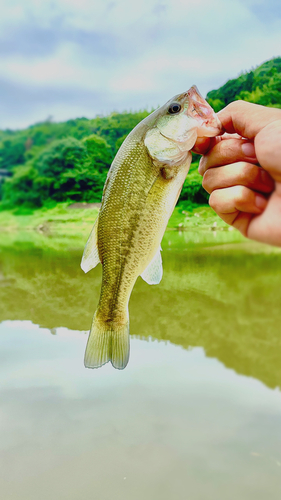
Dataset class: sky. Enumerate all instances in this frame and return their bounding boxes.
[0,0,280,129]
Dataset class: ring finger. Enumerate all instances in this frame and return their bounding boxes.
[202,162,275,195]
[198,137,257,175]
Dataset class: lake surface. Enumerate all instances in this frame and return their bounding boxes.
[0,230,281,500]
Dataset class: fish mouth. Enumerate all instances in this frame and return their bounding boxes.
[186,85,222,137]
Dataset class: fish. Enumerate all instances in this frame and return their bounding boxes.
[81,86,221,370]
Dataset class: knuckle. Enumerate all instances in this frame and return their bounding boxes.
[220,137,243,158]
[226,100,246,112]
[247,165,258,185]
[239,162,257,184]
[202,170,212,191]
[209,191,219,209]
[214,138,240,162]
[233,185,249,205]
[222,142,237,157]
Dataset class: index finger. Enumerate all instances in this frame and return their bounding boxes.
[192,136,219,155]
[192,133,242,155]
[192,136,212,155]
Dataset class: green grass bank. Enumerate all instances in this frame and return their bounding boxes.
[0,201,229,236]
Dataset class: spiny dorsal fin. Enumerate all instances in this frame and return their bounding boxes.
[81,217,100,273]
[141,248,163,285]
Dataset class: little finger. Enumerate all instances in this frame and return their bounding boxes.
[209,185,268,219]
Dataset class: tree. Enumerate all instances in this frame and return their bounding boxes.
[1,135,113,207]
[179,163,209,204]
[0,136,26,170]
[82,134,113,171]
[1,165,42,207]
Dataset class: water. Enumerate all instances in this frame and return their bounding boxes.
[1,231,281,500]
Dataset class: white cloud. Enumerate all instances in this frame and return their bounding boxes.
[0,0,280,128]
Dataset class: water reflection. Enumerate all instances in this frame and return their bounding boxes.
[0,232,281,388]
[1,232,281,500]
[1,321,281,500]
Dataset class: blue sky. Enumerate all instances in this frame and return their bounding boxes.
[0,0,280,129]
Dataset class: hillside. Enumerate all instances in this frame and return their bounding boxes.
[207,57,281,111]
[0,57,280,211]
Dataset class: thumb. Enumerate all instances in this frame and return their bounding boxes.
[218,101,281,140]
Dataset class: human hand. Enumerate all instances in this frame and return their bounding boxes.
[193,101,281,246]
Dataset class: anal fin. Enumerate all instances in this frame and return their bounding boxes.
[141,247,163,285]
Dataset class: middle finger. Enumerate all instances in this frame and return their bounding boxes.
[198,138,257,175]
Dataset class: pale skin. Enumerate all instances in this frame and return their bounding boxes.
[193,101,281,247]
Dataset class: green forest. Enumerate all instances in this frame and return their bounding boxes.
[0,57,280,211]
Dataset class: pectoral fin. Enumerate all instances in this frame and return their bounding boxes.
[81,218,100,273]
[141,248,163,285]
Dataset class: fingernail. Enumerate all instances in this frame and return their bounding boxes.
[241,142,256,158]
[255,194,267,210]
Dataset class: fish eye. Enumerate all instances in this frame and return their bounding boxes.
[168,103,181,114]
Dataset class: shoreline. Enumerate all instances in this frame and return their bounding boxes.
[0,202,228,234]
[0,202,279,255]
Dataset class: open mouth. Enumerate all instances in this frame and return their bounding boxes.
[186,85,222,137]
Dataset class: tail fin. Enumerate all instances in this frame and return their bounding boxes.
[84,312,130,370]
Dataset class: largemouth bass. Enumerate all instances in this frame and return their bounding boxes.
[81,86,221,369]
